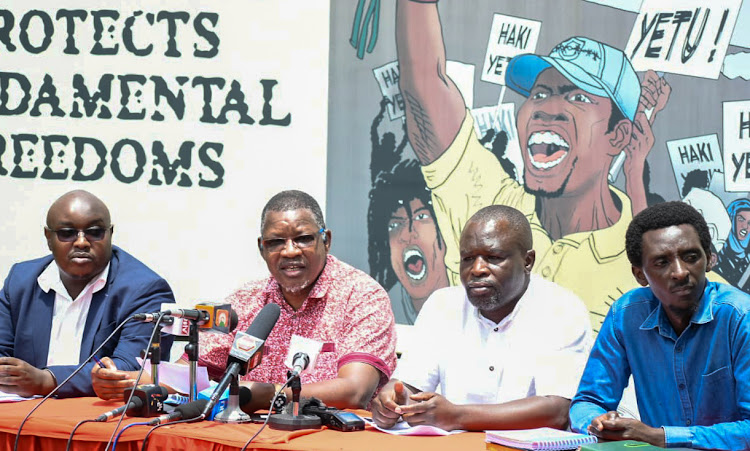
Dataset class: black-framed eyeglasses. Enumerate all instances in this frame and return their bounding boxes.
[46,226,112,242]
[261,228,324,253]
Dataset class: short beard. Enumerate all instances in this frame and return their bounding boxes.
[284,279,313,295]
[467,293,503,312]
[522,157,577,198]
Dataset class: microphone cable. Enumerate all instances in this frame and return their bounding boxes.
[65,419,97,451]
[13,315,136,451]
[111,421,150,451]
[139,414,203,451]
[104,312,166,451]
[240,377,293,451]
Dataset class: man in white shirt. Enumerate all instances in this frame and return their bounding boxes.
[0,190,174,397]
[372,205,592,431]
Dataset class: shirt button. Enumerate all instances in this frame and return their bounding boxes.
[552,245,563,254]
[541,267,551,277]
[675,346,682,352]
[686,419,692,425]
[679,383,686,390]
[489,366,494,371]
[493,327,499,332]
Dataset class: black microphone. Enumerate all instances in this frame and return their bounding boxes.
[169,308,211,323]
[126,385,169,417]
[134,307,239,334]
[202,303,281,417]
[133,309,210,324]
[290,352,310,378]
[147,399,208,425]
[94,396,145,422]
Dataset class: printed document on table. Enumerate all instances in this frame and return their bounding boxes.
[0,389,39,403]
[364,417,465,436]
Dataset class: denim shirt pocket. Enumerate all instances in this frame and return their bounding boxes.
[695,366,736,424]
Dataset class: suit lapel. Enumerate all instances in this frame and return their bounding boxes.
[31,288,56,366]
[79,250,119,360]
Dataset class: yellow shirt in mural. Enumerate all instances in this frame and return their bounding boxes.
[422,110,635,334]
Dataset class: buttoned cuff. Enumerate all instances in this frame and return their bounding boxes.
[421,109,472,189]
[663,426,692,448]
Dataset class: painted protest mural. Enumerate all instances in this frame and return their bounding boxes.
[0,1,330,303]
[327,0,750,332]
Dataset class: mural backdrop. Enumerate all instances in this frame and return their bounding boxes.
[327,0,750,332]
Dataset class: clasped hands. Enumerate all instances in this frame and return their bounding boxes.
[588,411,666,447]
[371,380,461,431]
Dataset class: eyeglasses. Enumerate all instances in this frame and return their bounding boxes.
[261,229,324,253]
[46,226,112,242]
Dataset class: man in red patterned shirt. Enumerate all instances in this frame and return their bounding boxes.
[198,190,397,412]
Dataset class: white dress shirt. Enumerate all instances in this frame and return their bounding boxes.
[394,274,593,404]
[37,262,110,366]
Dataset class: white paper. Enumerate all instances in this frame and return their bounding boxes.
[0,389,40,403]
[137,358,211,395]
[364,417,465,436]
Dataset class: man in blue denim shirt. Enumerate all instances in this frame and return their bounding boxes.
[570,201,750,450]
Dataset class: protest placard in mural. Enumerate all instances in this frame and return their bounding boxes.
[624,0,742,79]
[724,100,750,192]
[667,134,723,196]
[481,13,541,85]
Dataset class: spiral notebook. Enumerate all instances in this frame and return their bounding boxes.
[486,427,597,450]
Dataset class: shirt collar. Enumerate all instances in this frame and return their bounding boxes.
[639,282,715,334]
[469,280,529,330]
[37,261,110,302]
[531,187,631,259]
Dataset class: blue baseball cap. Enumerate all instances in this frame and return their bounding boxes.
[505,37,640,121]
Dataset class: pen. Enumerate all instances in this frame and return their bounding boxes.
[92,356,106,369]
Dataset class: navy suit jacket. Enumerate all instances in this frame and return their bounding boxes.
[0,246,175,397]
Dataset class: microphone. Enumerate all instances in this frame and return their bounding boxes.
[284,335,323,378]
[126,385,169,417]
[134,304,238,334]
[147,399,208,425]
[290,352,310,378]
[94,396,144,422]
[202,303,281,417]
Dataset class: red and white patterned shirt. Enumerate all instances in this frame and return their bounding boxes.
[197,255,397,387]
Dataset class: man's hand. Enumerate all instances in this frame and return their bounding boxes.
[91,357,143,401]
[589,411,666,447]
[398,391,462,431]
[0,357,56,397]
[371,380,411,428]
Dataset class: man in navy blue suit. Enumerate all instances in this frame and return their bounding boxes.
[0,190,174,398]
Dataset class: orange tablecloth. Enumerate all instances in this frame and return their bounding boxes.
[0,397,488,450]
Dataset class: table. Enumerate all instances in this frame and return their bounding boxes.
[0,397,488,450]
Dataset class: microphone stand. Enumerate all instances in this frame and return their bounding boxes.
[268,371,321,430]
[213,376,252,423]
[184,320,200,402]
[149,322,163,386]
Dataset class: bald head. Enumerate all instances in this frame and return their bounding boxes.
[44,190,113,299]
[47,190,111,228]
[464,205,532,253]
